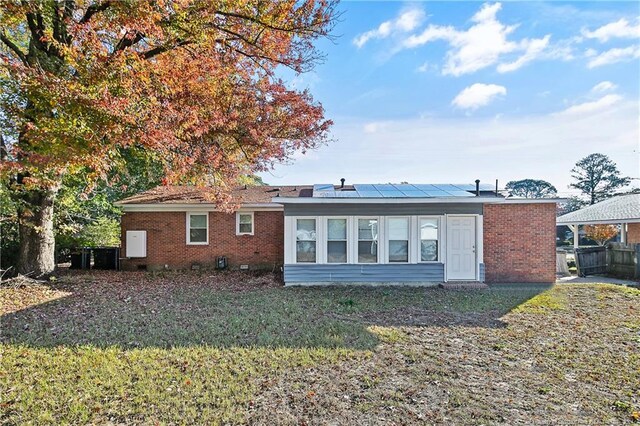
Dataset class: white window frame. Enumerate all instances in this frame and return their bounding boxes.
[325,216,350,264]
[386,216,411,264]
[186,212,209,245]
[236,211,255,236]
[294,217,319,264]
[417,216,441,263]
[354,216,380,265]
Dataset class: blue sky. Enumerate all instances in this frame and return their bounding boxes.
[260,1,640,196]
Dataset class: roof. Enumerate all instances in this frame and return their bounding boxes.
[117,183,561,209]
[311,183,498,198]
[557,194,640,225]
[116,185,311,205]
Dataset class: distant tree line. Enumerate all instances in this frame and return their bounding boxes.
[505,153,631,214]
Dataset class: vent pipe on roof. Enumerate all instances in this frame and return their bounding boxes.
[475,179,480,196]
[340,178,345,189]
[495,179,499,197]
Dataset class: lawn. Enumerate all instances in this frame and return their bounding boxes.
[1,272,639,425]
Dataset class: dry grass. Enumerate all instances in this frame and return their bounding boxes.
[1,271,638,425]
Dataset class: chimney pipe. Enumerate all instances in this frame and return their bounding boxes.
[475,179,480,196]
[340,178,345,189]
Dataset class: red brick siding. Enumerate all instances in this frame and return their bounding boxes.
[627,223,640,243]
[120,211,283,271]
[483,203,556,283]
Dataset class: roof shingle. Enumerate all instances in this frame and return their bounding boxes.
[557,194,640,224]
[117,185,311,205]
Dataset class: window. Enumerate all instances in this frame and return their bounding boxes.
[357,218,378,263]
[187,213,208,244]
[327,218,347,263]
[388,217,409,263]
[296,218,316,263]
[236,212,254,235]
[419,217,439,261]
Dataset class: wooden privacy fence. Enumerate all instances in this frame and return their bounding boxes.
[574,247,607,277]
[607,242,640,279]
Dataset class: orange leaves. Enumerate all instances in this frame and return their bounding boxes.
[1,0,336,205]
[583,225,618,246]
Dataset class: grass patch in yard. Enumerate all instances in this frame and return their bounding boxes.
[512,285,566,313]
[2,272,638,424]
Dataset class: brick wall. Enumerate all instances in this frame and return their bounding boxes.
[483,203,556,283]
[627,223,640,243]
[120,210,284,271]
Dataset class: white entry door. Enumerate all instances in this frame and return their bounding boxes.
[446,216,477,280]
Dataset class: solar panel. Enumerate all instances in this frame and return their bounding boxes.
[313,183,493,198]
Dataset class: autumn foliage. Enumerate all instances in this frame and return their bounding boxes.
[583,225,618,246]
[0,0,337,275]
[1,0,336,193]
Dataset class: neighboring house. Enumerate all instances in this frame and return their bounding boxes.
[116,182,559,284]
[556,194,640,247]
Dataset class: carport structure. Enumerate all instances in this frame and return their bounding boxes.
[557,194,640,248]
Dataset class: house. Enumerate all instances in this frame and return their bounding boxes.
[116,182,559,284]
[556,194,640,247]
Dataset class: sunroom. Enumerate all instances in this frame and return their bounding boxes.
[277,183,496,285]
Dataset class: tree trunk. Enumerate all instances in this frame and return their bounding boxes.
[16,187,59,277]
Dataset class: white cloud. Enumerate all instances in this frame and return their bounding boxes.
[557,94,623,116]
[363,122,388,134]
[497,35,551,72]
[582,18,640,42]
[591,81,617,93]
[587,45,640,68]
[416,61,431,72]
[401,2,551,76]
[452,83,507,110]
[353,7,425,48]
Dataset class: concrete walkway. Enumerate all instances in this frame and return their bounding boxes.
[557,275,638,287]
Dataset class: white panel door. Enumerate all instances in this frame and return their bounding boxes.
[446,216,476,280]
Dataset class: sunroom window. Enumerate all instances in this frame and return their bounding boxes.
[327,218,347,263]
[388,217,409,262]
[296,218,317,263]
[357,218,378,263]
[420,217,439,261]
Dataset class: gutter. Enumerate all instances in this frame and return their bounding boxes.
[116,202,284,212]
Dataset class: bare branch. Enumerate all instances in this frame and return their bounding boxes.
[0,32,28,65]
[113,31,145,53]
[79,1,111,24]
[140,39,192,60]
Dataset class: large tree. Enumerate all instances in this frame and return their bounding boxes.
[0,0,336,276]
[505,179,557,198]
[570,153,630,205]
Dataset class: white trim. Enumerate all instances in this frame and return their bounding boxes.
[293,216,318,264]
[273,197,564,205]
[557,219,640,226]
[186,212,209,245]
[417,216,441,263]
[284,216,295,264]
[445,214,480,282]
[236,211,255,236]
[386,216,411,264]
[119,203,283,212]
[325,217,350,264]
[476,215,483,280]
[355,216,381,265]
[476,215,484,265]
